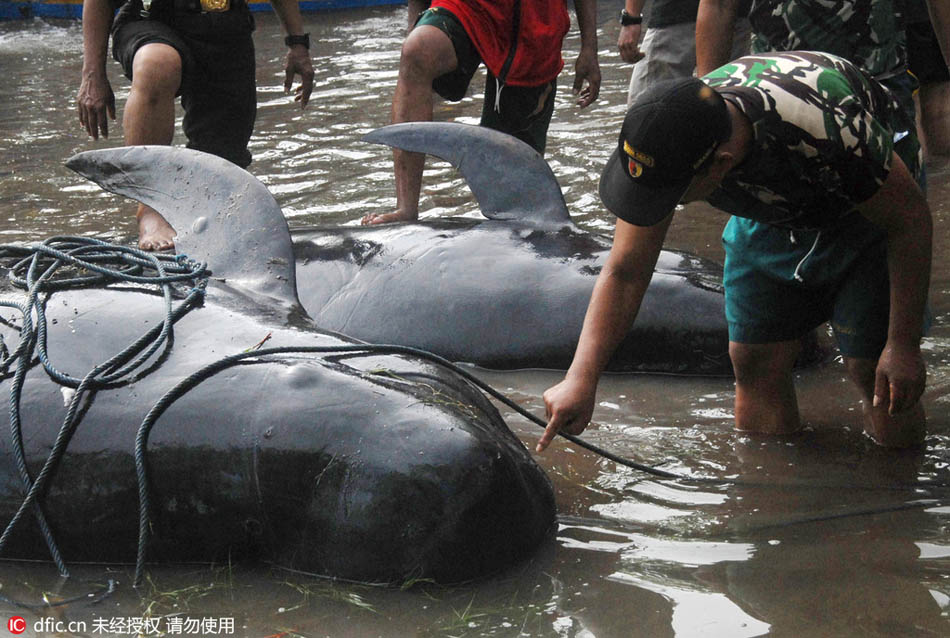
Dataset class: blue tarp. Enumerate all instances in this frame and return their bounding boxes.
[0,0,404,20]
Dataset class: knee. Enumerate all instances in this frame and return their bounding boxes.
[399,28,455,83]
[729,341,799,386]
[729,342,767,384]
[130,44,182,100]
[399,39,437,83]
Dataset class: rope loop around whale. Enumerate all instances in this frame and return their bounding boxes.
[0,237,208,589]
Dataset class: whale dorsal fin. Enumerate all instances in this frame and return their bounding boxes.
[66,146,299,307]
[363,122,572,227]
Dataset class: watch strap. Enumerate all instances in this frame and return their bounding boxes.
[620,9,642,26]
[284,33,310,49]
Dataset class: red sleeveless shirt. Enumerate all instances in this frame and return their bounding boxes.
[432,0,570,86]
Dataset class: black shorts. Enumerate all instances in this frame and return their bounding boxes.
[112,7,257,167]
[907,19,950,87]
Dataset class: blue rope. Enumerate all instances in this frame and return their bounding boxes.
[0,237,207,579]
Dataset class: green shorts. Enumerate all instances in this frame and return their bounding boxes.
[415,7,556,154]
[722,213,891,359]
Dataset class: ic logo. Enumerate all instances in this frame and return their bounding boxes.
[7,616,25,634]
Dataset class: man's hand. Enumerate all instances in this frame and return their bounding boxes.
[284,45,314,108]
[573,47,601,108]
[77,70,115,140]
[873,342,926,415]
[617,23,644,64]
[537,377,597,452]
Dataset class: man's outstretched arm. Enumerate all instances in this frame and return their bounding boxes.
[539,214,672,451]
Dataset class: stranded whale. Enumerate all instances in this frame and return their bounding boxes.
[0,149,557,585]
[294,123,731,374]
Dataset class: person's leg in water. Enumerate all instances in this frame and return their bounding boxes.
[124,42,181,250]
[726,249,920,451]
[728,341,926,447]
[730,340,803,435]
[361,18,458,225]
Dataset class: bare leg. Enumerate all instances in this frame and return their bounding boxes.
[915,81,950,159]
[361,25,458,225]
[124,43,182,250]
[844,356,926,448]
[730,340,802,435]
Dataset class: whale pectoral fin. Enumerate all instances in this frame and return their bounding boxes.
[65,146,300,307]
[363,122,572,228]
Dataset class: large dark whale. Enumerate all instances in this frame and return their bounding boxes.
[0,148,556,586]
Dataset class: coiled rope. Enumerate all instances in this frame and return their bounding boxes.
[0,237,207,586]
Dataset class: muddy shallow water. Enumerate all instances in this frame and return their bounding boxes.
[1,4,949,637]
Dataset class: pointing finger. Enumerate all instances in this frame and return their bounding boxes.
[537,413,567,453]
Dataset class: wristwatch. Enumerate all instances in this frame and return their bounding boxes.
[620,9,642,26]
[284,33,311,49]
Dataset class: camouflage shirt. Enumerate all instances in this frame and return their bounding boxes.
[749,0,907,80]
[703,51,918,230]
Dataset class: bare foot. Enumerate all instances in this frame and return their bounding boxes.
[360,210,419,226]
[136,205,177,251]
